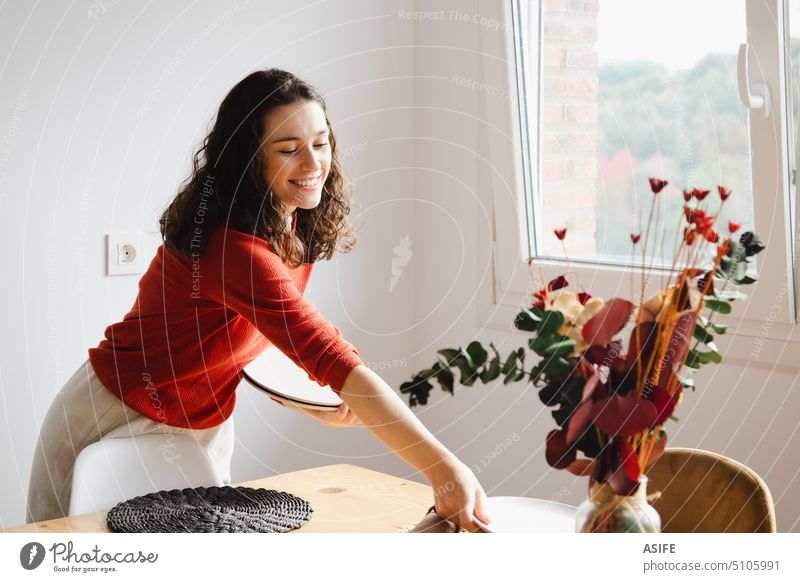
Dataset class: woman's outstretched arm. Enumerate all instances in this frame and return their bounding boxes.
[202,233,488,529]
[337,364,491,532]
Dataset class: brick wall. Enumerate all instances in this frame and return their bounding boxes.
[538,0,599,257]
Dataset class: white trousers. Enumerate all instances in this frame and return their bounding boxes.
[26,358,234,524]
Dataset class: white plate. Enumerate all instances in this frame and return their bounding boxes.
[472,496,577,533]
[242,346,343,411]
[243,377,342,411]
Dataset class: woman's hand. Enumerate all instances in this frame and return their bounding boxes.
[283,400,362,428]
[427,459,491,533]
[335,366,492,532]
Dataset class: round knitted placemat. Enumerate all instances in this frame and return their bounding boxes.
[106,486,313,533]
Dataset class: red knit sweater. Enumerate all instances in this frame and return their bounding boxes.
[88,225,364,429]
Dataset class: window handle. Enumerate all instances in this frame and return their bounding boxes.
[737,43,771,119]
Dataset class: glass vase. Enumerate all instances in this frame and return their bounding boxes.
[575,476,661,533]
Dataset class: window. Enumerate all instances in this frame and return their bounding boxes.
[533,0,755,269]
[479,0,798,352]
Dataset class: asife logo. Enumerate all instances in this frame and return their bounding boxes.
[19,542,46,570]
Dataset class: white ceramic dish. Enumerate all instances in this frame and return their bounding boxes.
[244,378,341,411]
[242,346,343,411]
[471,496,577,533]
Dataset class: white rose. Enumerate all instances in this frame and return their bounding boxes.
[636,283,704,325]
[546,292,605,356]
[548,291,582,320]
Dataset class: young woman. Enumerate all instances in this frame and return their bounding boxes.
[26,68,490,531]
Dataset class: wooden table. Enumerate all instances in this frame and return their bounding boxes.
[3,464,434,533]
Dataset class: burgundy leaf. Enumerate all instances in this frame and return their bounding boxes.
[566,458,596,476]
[603,437,641,496]
[545,429,576,469]
[585,345,606,365]
[653,370,673,394]
[619,437,641,482]
[581,298,634,346]
[626,322,658,369]
[593,380,610,401]
[648,387,679,425]
[586,339,623,367]
[594,438,614,485]
[610,355,628,373]
[566,400,596,445]
[592,394,658,436]
[608,464,641,496]
[581,372,601,402]
[655,312,697,390]
[611,369,638,397]
[697,270,716,296]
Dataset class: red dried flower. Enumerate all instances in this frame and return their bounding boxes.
[683,189,693,202]
[649,178,668,194]
[630,233,641,244]
[532,287,547,309]
[686,208,714,232]
[728,220,741,233]
[577,292,592,305]
[717,242,730,258]
[698,270,716,295]
[718,186,731,201]
[684,227,696,245]
[704,229,719,243]
[554,228,567,241]
[548,275,569,291]
[692,188,711,201]
[527,257,534,266]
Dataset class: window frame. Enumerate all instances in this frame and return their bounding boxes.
[476,0,800,371]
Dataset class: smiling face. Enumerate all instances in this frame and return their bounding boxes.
[261,100,331,221]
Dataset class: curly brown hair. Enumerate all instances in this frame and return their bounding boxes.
[159,68,357,267]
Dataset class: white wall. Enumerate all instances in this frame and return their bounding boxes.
[1,0,798,533]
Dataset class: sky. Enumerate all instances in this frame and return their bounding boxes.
[597,0,747,71]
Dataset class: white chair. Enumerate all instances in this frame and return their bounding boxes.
[68,433,224,516]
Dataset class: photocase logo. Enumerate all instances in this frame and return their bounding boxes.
[19,542,46,570]
[390,234,413,291]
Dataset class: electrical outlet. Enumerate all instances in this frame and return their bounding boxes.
[106,233,143,276]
